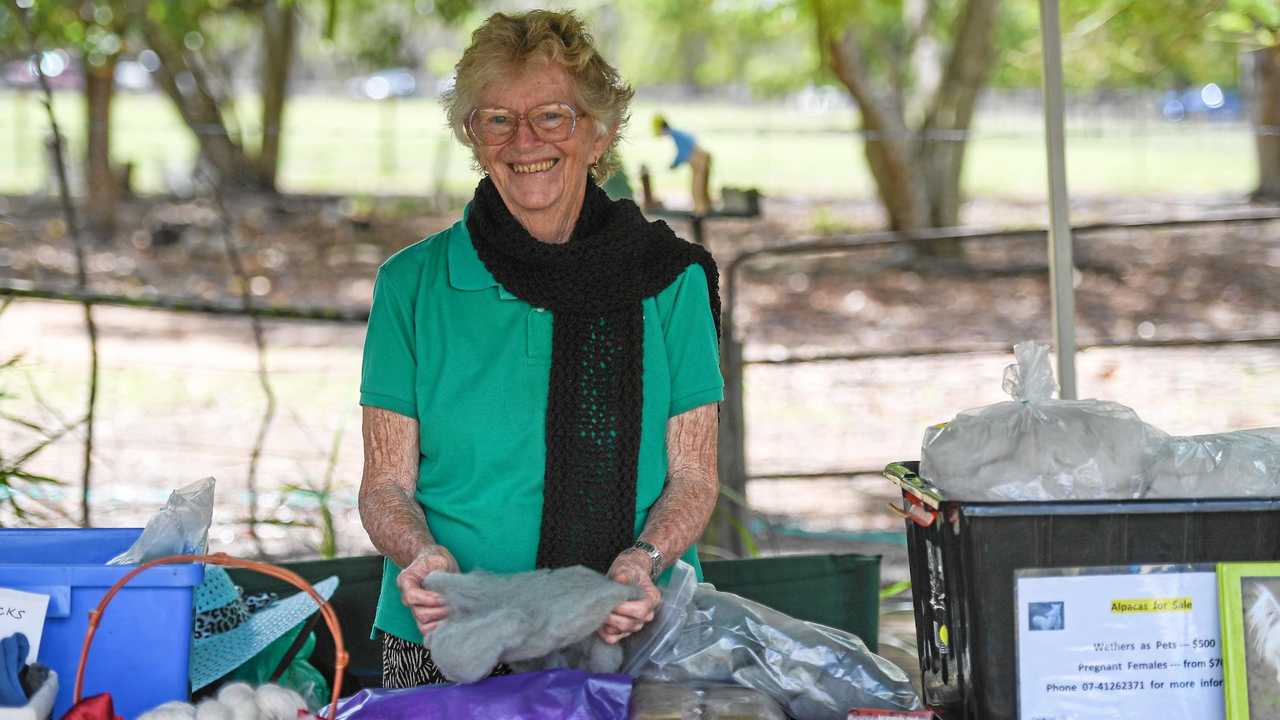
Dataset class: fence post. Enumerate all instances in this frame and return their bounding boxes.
[714,258,750,558]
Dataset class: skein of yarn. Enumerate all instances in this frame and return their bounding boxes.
[136,683,309,720]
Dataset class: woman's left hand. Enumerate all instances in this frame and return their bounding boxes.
[598,550,663,644]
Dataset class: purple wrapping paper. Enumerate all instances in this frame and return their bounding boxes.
[334,668,633,720]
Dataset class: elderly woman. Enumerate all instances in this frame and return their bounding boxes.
[357,10,723,688]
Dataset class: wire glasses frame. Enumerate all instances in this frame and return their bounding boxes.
[467,102,579,146]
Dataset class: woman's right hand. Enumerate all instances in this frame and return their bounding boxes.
[395,544,459,640]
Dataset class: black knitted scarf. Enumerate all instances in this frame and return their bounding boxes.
[466,176,720,574]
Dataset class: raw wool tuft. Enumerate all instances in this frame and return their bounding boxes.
[194,698,235,720]
[255,683,308,720]
[138,701,197,720]
[137,684,307,720]
[215,682,260,720]
[466,176,720,573]
[424,565,644,682]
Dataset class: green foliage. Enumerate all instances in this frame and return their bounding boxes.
[879,579,911,600]
[313,0,474,73]
[0,300,76,528]
[1213,0,1280,46]
[708,483,761,559]
[995,0,1259,90]
[267,422,346,559]
[607,0,816,96]
[0,1,126,65]
[987,0,1044,87]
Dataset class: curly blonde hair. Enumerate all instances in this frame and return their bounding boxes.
[442,10,633,181]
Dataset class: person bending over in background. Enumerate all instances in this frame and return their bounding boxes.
[653,114,713,215]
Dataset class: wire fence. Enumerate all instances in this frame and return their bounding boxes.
[3,211,1278,558]
[711,212,1280,554]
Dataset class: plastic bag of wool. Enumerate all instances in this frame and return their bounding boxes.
[1146,427,1280,497]
[921,341,1168,501]
[627,576,922,720]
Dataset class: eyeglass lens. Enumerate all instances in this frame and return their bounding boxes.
[470,103,576,145]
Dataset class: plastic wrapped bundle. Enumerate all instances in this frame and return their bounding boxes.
[921,342,1167,501]
[629,681,787,720]
[107,477,215,565]
[626,567,921,720]
[1146,428,1280,498]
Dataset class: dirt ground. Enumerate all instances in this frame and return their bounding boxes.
[2,191,1279,670]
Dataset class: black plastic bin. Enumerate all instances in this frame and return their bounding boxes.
[884,460,1280,720]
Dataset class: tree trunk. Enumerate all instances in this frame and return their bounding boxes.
[816,0,1000,246]
[84,55,118,242]
[863,127,928,231]
[1253,45,1280,202]
[257,0,297,192]
[820,21,928,231]
[142,22,268,192]
[918,0,1000,229]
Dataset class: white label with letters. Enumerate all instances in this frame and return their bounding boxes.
[0,586,51,661]
[1016,566,1223,720]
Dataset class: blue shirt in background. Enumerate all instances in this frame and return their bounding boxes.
[665,127,698,169]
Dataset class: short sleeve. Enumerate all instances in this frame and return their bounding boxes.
[658,263,724,417]
[360,268,418,419]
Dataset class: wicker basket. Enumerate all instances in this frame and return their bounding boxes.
[73,552,348,720]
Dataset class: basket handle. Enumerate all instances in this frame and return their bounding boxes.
[73,552,348,720]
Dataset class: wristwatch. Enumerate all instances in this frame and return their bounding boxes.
[628,540,665,581]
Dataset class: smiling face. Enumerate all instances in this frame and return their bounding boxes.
[472,62,613,242]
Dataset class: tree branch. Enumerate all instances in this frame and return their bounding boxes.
[921,0,1000,133]
[211,188,278,558]
[813,0,898,135]
[14,0,101,527]
[904,0,939,57]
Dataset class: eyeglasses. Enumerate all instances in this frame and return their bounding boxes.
[467,102,579,146]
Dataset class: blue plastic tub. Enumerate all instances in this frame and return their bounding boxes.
[0,528,204,719]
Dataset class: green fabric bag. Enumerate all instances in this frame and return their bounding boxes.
[225,627,329,710]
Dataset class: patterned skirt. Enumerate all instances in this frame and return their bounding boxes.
[380,632,512,688]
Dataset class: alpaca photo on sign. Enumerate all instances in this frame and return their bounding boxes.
[1029,601,1065,631]
[1243,578,1280,716]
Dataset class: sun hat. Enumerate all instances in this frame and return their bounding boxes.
[188,565,338,691]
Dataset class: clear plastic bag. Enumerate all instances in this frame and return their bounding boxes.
[107,477,215,565]
[921,342,1167,501]
[620,560,698,675]
[1146,428,1280,498]
[629,582,921,720]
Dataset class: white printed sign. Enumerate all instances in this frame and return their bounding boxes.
[0,586,50,661]
[1017,566,1223,720]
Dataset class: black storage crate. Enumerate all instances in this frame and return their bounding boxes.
[884,460,1280,720]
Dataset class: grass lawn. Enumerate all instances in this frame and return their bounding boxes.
[0,90,1256,203]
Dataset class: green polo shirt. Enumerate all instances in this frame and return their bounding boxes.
[360,215,724,643]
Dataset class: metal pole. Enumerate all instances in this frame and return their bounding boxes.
[1038,0,1077,399]
[716,264,749,558]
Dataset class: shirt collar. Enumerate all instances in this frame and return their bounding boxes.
[448,203,517,300]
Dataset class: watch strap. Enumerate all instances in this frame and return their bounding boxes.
[630,540,664,580]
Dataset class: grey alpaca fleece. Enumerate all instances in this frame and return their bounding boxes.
[423,565,645,683]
